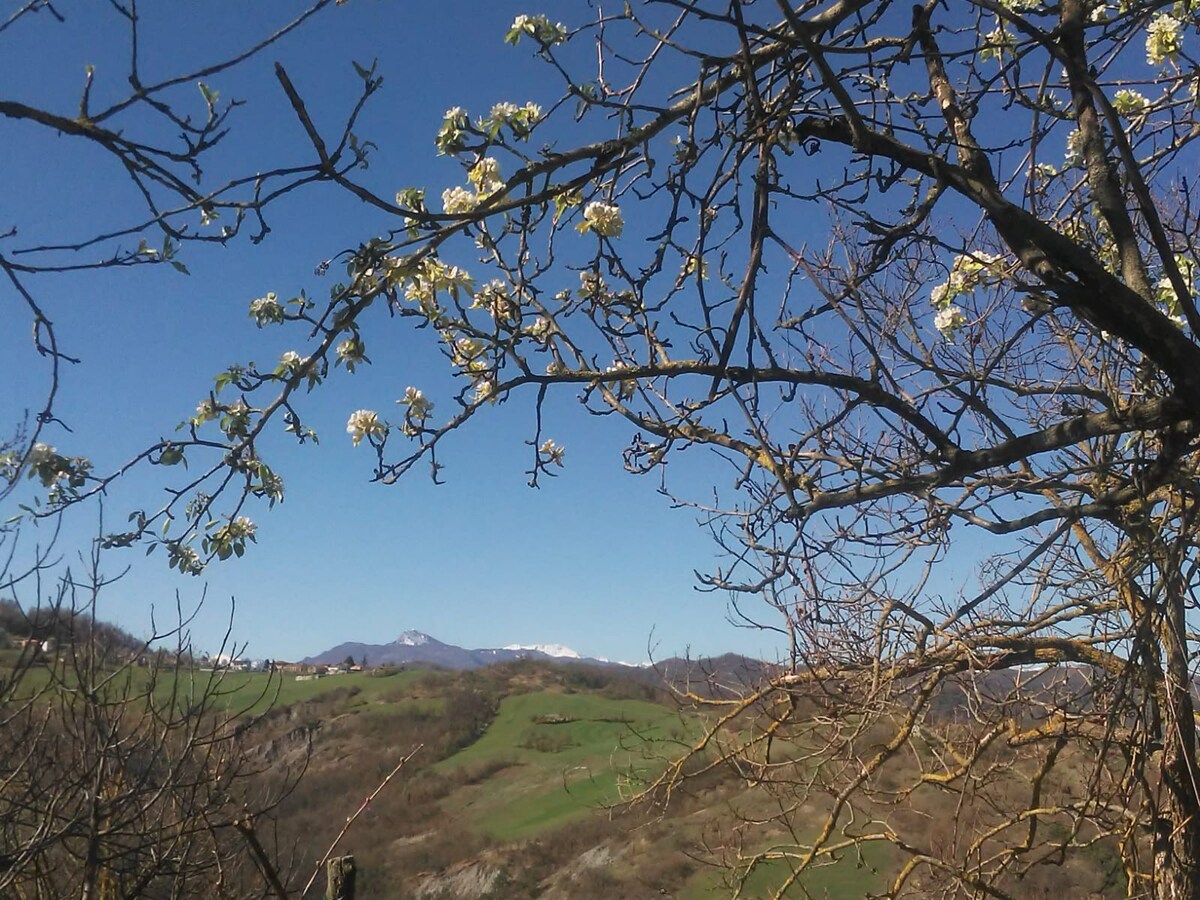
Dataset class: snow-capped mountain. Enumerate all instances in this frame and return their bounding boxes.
[303,632,627,670]
[501,643,581,659]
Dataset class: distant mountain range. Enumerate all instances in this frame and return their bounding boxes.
[302,630,644,670]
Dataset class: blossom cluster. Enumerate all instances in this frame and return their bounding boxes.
[474,279,518,323]
[929,252,1003,340]
[578,201,624,238]
[436,103,541,156]
[193,397,220,426]
[436,107,471,155]
[442,185,477,215]
[401,391,433,424]
[168,543,204,575]
[346,409,385,446]
[394,187,428,235]
[221,400,252,438]
[1112,89,1148,121]
[441,157,506,216]
[402,257,474,320]
[538,438,565,466]
[1156,255,1199,318]
[336,336,368,372]
[278,350,306,374]
[204,515,257,562]
[605,361,638,400]
[468,157,504,197]
[505,14,567,47]
[249,292,285,326]
[25,443,92,492]
[486,101,541,140]
[1147,13,1183,67]
[980,24,1013,62]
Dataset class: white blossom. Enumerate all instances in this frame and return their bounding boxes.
[452,337,487,372]
[1155,255,1198,316]
[507,14,567,46]
[485,101,540,139]
[221,400,252,437]
[934,305,968,338]
[1112,89,1148,121]
[436,106,470,155]
[490,101,520,122]
[1064,128,1085,166]
[1147,14,1182,67]
[27,443,56,469]
[278,350,304,371]
[346,409,385,446]
[337,337,367,371]
[399,386,434,420]
[581,201,623,238]
[539,438,565,466]
[442,185,478,215]
[194,398,219,425]
[472,378,497,404]
[474,280,517,321]
[227,516,256,539]
[579,270,606,299]
[468,157,504,196]
[980,25,1013,62]
[249,293,284,326]
[171,544,204,575]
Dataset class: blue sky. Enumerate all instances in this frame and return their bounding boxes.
[1,0,816,663]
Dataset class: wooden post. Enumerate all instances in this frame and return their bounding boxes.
[326,855,356,900]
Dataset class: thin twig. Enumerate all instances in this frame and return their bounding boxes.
[300,745,423,898]
[234,814,290,900]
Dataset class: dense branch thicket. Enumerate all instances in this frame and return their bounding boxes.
[0,553,300,898]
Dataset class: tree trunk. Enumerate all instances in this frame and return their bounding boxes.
[1154,598,1200,900]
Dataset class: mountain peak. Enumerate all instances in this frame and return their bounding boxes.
[395,630,433,647]
[502,642,581,659]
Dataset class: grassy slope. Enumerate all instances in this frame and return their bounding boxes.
[3,655,891,897]
[429,686,889,896]
[438,690,687,840]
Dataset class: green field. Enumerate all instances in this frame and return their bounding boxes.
[1,653,442,720]
[439,689,687,839]
[176,666,436,714]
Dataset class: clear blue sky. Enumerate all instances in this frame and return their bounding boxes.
[1,0,823,663]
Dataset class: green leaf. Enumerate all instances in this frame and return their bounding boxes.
[171,260,191,275]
